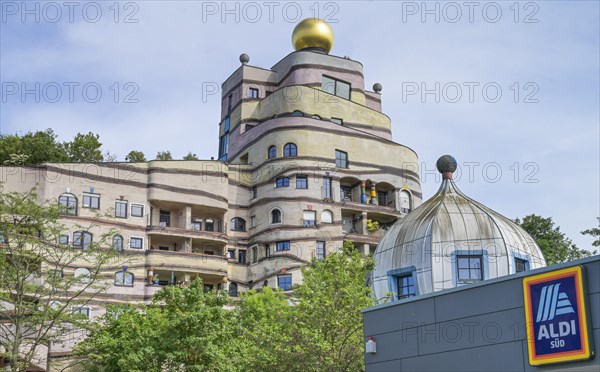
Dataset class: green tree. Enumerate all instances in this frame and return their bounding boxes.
[76,278,239,371]
[155,151,173,161]
[0,129,69,165]
[65,132,103,162]
[236,287,294,371]
[183,152,199,160]
[125,150,147,163]
[581,217,600,247]
[0,188,120,372]
[516,214,596,265]
[290,241,374,371]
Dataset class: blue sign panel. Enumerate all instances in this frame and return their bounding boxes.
[523,266,594,365]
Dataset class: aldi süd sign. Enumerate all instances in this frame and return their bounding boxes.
[523,266,595,365]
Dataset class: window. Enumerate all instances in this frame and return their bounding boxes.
[250,216,256,228]
[82,193,100,209]
[400,190,411,214]
[331,118,343,125]
[291,110,304,117]
[219,116,231,161]
[456,255,483,283]
[252,246,258,263]
[321,210,333,224]
[268,145,277,159]
[275,177,289,188]
[58,193,77,215]
[205,219,214,232]
[204,284,214,292]
[249,87,259,98]
[397,274,416,299]
[322,177,332,199]
[115,271,134,286]
[303,211,316,227]
[131,204,144,217]
[113,235,123,251]
[283,143,297,157]
[322,76,351,100]
[115,201,128,218]
[271,209,282,224]
[71,306,90,318]
[278,274,292,291]
[227,249,235,259]
[296,175,308,189]
[159,210,170,227]
[335,150,348,168]
[74,268,91,279]
[316,241,326,260]
[229,282,238,297]
[238,250,247,264]
[265,244,271,258]
[276,241,290,251]
[341,186,353,200]
[191,219,202,231]
[251,186,257,199]
[59,235,69,245]
[515,257,529,273]
[73,231,92,250]
[48,270,64,279]
[230,217,246,232]
[130,237,143,250]
[378,191,388,206]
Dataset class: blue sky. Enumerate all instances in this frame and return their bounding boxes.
[1,1,599,249]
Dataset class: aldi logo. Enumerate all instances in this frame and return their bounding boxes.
[523,266,595,365]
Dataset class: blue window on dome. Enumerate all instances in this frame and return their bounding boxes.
[451,250,489,286]
[387,266,418,301]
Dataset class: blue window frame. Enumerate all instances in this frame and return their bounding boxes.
[276,241,290,251]
[268,145,276,159]
[512,251,531,273]
[296,175,308,189]
[451,250,489,286]
[387,267,418,301]
[278,274,292,290]
[283,143,297,157]
[276,177,289,188]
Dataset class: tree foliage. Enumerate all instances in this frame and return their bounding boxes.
[76,279,238,371]
[125,150,147,163]
[516,214,596,265]
[581,217,600,247]
[183,152,199,160]
[0,129,68,165]
[0,188,121,371]
[64,132,103,163]
[155,151,173,161]
[76,241,373,371]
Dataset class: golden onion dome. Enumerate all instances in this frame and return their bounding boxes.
[292,18,334,53]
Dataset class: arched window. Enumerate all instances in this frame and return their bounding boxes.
[74,268,91,282]
[115,271,134,286]
[230,217,246,232]
[268,145,277,159]
[229,282,238,297]
[73,231,93,250]
[321,210,333,224]
[311,114,321,119]
[291,110,304,117]
[58,193,78,215]
[283,143,297,157]
[400,190,411,214]
[113,235,123,251]
[271,208,282,224]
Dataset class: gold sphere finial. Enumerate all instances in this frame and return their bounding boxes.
[292,18,334,53]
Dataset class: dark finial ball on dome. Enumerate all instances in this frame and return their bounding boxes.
[373,83,382,93]
[239,53,250,64]
[436,155,457,174]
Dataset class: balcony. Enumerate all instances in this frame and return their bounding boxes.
[145,249,228,277]
[146,225,228,244]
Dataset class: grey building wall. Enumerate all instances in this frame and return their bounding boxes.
[363,256,600,372]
